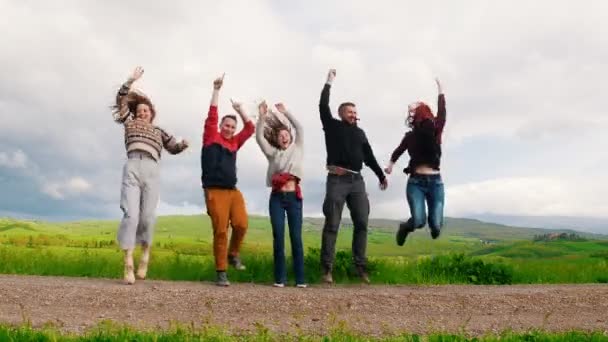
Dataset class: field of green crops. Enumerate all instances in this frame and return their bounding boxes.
[0,215,607,285]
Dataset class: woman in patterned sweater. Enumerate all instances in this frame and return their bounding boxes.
[111,66,189,284]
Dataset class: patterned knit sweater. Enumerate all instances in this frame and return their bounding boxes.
[114,84,186,160]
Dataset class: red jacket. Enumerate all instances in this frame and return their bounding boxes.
[200,105,255,188]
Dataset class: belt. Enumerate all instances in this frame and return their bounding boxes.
[326,165,360,176]
[410,173,441,179]
[127,151,155,160]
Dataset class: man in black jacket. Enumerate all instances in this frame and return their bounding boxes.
[319,69,388,284]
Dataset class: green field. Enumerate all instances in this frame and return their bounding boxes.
[2,323,608,342]
[0,215,607,284]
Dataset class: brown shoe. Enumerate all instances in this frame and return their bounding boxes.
[356,266,370,284]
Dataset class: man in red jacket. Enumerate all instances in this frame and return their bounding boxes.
[201,74,255,286]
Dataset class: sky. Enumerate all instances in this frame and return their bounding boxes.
[0,0,607,231]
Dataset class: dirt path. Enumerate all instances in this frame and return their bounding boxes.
[0,275,607,337]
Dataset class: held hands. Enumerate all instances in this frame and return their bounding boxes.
[213,73,225,90]
[326,69,336,84]
[127,66,144,84]
[379,177,388,191]
[384,162,394,175]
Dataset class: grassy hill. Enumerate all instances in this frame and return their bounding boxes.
[1,215,607,284]
[305,216,607,241]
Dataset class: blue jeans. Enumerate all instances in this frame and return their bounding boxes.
[269,192,305,285]
[403,174,445,233]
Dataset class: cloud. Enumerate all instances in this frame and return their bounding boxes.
[0,0,606,226]
[445,177,608,218]
[157,200,202,216]
[41,177,92,200]
[0,149,28,169]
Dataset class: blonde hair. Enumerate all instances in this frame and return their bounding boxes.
[263,113,292,149]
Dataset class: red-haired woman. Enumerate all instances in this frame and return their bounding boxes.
[112,66,189,284]
[385,78,446,245]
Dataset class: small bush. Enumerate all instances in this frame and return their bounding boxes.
[417,254,513,285]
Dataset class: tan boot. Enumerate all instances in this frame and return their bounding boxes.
[124,249,135,285]
[136,244,150,280]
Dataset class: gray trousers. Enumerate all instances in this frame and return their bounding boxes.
[117,152,160,250]
[320,173,370,271]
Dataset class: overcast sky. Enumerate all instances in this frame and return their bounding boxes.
[1,0,606,230]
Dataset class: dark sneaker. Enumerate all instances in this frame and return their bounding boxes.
[356,266,370,284]
[430,229,441,240]
[228,255,246,270]
[396,222,413,246]
[216,271,230,287]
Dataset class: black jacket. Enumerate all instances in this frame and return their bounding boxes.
[319,83,385,182]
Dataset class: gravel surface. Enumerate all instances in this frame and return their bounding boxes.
[1,275,607,336]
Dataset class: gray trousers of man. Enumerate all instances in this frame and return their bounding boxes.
[117,152,160,250]
[320,173,370,271]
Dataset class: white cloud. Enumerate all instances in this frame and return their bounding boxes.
[0,150,28,169]
[0,1,607,221]
[41,177,92,200]
[157,200,202,216]
[445,177,608,218]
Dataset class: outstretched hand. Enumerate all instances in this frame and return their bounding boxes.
[326,69,336,83]
[128,66,144,83]
[435,78,443,94]
[230,98,242,113]
[181,139,190,149]
[258,100,268,118]
[213,73,225,90]
[275,102,287,114]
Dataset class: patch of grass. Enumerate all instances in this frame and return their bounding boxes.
[416,253,513,285]
[590,251,608,259]
[1,216,608,285]
[1,323,608,341]
[510,258,608,283]
[0,246,513,285]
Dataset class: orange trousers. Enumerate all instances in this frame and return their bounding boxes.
[204,188,248,271]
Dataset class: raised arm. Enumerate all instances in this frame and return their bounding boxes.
[435,78,446,142]
[319,69,336,128]
[275,103,303,146]
[203,74,224,145]
[362,132,388,190]
[113,66,144,123]
[231,99,255,149]
[255,101,275,157]
[160,128,189,155]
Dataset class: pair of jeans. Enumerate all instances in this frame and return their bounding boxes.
[269,191,305,285]
[320,173,370,271]
[403,174,445,233]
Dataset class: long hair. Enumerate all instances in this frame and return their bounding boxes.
[406,101,434,128]
[407,101,440,161]
[111,90,156,122]
[263,113,292,149]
